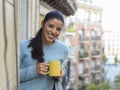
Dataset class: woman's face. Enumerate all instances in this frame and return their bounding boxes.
[42,18,63,45]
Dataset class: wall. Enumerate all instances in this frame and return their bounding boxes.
[0,0,19,90]
[20,0,40,40]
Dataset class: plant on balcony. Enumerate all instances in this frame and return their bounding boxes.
[84,52,88,57]
[68,83,74,90]
[114,75,120,89]
[97,82,111,90]
[67,23,74,32]
[114,55,118,65]
[86,84,97,90]
[114,75,120,84]
[86,82,111,90]
[68,26,74,32]
[102,54,107,64]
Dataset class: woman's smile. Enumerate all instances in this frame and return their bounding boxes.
[47,32,55,40]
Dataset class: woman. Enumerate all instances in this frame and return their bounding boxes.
[20,11,69,90]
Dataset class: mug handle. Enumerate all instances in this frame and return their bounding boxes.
[47,71,49,74]
[46,66,49,74]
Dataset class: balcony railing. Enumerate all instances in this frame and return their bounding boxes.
[84,68,89,74]
[79,68,89,77]
[79,36,89,41]
[91,65,101,73]
[92,51,100,56]
[92,36,101,40]
[79,51,89,58]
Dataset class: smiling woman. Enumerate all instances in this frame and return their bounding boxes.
[42,18,63,45]
[20,11,69,90]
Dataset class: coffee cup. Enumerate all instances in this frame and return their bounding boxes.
[47,60,61,76]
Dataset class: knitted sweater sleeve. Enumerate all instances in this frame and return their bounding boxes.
[20,65,38,82]
[20,41,39,83]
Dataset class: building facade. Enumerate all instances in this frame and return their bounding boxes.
[69,0,103,89]
[103,31,120,60]
[0,0,19,90]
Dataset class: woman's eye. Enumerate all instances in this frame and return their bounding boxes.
[48,24,62,31]
[49,24,54,28]
[57,28,62,31]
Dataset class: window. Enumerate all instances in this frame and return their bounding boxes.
[90,12,96,23]
[78,63,84,74]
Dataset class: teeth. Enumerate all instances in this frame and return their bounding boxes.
[48,33,54,38]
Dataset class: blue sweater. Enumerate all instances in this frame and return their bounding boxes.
[20,39,69,90]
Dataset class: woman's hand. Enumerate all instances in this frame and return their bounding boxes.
[54,69,65,78]
[36,62,49,75]
[60,69,65,77]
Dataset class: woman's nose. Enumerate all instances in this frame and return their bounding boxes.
[52,28,57,34]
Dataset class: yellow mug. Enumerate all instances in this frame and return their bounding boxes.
[48,60,61,76]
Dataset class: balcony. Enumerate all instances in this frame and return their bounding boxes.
[91,73,101,84]
[65,32,75,36]
[79,68,89,77]
[91,65,101,73]
[79,51,89,59]
[91,51,100,57]
[83,77,90,85]
[84,68,89,73]
[79,36,89,43]
[92,36,101,41]
[65,25,76,36]
[41,0,76,16]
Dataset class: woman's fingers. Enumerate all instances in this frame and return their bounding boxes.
[54,69,64,78]
[60,69,64,77]
[36,63,65,77]
[40,66,48,72]
[36,62,49,75]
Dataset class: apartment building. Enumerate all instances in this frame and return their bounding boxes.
[68,0,103,89]
[103,31,120,60]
